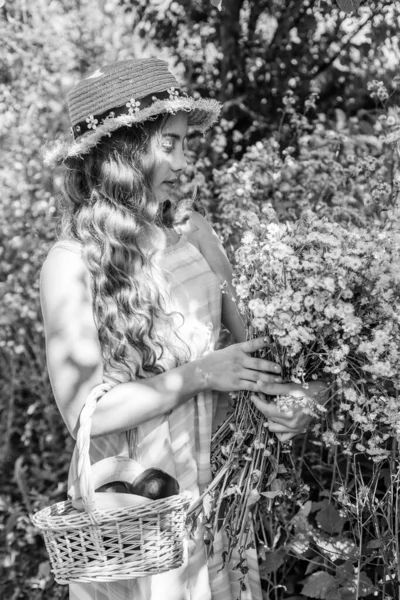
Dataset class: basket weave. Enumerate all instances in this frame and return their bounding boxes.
[31,384,191,584]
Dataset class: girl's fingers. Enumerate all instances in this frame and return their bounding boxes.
[250,396,295,421]
[256,381,295,396]
[242,369,283,384]
[240,336,270,353]
[240,380,264,393]
[243,356,282,377]
[239,338,281,371]
[266,420,298,433]
[250,396,310,428]
[250,395,288,420]
[257,381,327,400]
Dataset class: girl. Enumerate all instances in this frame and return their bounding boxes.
[41,57,321,600]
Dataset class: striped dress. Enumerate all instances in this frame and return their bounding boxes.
[52,236,262,600]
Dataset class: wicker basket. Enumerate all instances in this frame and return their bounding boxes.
[31,384,191,584]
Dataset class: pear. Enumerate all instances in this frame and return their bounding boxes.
[130,468,179,500]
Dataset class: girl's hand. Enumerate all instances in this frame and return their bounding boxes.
[251,380,328,441]
[200,337,282,393]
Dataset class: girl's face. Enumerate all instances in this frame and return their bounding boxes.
[150,111,189,204]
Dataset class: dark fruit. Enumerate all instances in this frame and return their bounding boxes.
[95,480,132,493]
[130,468,180,500]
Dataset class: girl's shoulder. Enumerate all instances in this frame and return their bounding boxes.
[177,210,215,250]
[46,238,83,257]
[43,238,84,270]
[177,211,231,283]
[187,210,211,232]
[41,238,89,303]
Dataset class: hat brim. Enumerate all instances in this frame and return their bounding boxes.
[43,96,222,167]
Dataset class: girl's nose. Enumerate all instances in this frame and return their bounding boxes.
[171,146,187,172]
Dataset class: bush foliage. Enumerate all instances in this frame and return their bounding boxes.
[1,0,400,598]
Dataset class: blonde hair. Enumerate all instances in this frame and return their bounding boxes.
[60,119,189,381]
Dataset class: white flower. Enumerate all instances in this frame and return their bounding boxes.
[305,276,317,289]
[167,86,180,99]
[235,283,250,299]
[85,114,98,129]
[126,98,141,114]
[242,231,256,245]
[297,325,314,342]
[304,295,314,308]
[252,317,266,330]
[323,277,335,293]
[266,223,282,238]
[265,301,278,317]
[324,304,336,319]
[243,211,260,228]
[322,430,340,447]
[287,255,300,269]
[248,298,267,318]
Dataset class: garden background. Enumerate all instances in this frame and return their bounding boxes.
[1,0,400,598]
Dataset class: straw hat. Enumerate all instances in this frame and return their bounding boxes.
[44,58,222,166]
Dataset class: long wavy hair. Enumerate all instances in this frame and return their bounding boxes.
[60,117,190,382]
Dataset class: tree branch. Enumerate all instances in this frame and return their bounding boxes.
[311,10,376,79]
[219,0,245,99]
[311,0,396,79]
[266,0,306,57]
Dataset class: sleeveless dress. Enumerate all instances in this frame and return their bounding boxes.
[47,236,262,600]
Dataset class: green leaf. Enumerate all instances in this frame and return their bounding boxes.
[342,572,375,598]
[335,561,354,586]
[306,557,324,575]
[366,536,389,549]
[316,501,347,535]
[37,560,51,579]
[314,532,357,562]
[210,0,223,10]
[290,530,311,555]
[335,564,375,597]
[247,489,261,506]
[326,590,345,600]
[259,548,286,576]
[301,572,338,599]
[292,502,314,533]
[270,478,286,492]
[261,490,282,499]
[356,572,375,598]
[300,500,313,516]
[336,0,361,13]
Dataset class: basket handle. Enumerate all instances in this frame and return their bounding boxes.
[75,383,112,518]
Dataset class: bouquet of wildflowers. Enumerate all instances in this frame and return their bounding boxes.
[207,206,400,566]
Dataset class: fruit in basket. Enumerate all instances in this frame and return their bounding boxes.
[130,468,180,500]
[95,480,132,493]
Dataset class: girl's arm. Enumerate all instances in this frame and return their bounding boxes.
[40,246,280,439]
[185,211,247,343]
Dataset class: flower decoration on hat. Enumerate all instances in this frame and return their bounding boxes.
[167,87,180,100]
[85,115,98,130]
[126,98,141,115]
[70,125,81,137]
